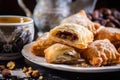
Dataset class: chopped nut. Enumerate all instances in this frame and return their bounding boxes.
[2,69,11,77]
[23,67,33,77]
[22,67,28,73]
[28,67,32,71]
[32,70,39,77]
[27,69,33,74]
[23,66,40,78]
[0,65,5,70]
[39,75,43,80]
[7,61,15,70]
[25,72,31,77]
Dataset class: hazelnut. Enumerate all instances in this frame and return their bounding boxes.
[100,8,112,16]
[0,65,5,70]
[92,10,100,20]
[7,61,15,70]
[22,67,28,73]
[2,69,11,77]
[32,70,39,77]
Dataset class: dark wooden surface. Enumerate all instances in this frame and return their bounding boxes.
[0,57,120,80]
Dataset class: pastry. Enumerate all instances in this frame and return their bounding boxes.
[61,10,100,34]
[95,27,120,49]
[80,39,120,67]
[30,32,55,57]
[44,43,80,64]
[49,23,94,49]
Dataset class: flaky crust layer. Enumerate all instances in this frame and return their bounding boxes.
[49,23,94,49]
[80,39,120,67]
[44,43,80,64]
[30,32,55,56]
[95,27,120,49]
[61,10,100,34]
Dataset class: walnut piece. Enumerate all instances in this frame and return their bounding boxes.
[22,67,28,73]
[7,61,15,70]
[22,66,40,78]
[32,70,39,77]
[25,72,31,77]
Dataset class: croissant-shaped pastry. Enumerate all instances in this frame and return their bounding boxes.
[49,23,94,49]
[30,32,55,57]
[95,27,120,49]
[44,43,80,64]
[80,39,120,67]
[61,10,100,34]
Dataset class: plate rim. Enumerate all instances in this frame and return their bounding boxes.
[21,42,120,73]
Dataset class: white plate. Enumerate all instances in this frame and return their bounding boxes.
[22,42,120,73]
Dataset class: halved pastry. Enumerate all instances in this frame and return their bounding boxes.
[30,32,55,57]
[80,39,120,67]
[44,43,80,64]
[61,10,100,34]
[95,27,120,49]
[49,23,94,49]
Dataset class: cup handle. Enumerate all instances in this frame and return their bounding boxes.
[17,0,32,17]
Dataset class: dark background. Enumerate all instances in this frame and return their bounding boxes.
[0,0,119,39]
[0,0,119,16]
[0,0,36,15]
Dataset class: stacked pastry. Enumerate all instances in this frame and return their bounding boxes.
[31,10,120,67]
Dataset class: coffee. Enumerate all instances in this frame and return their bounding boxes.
[0,17,30,23]
[0,16,34,60]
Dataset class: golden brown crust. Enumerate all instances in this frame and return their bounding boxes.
[49,23,94,49]
[80,39,120,67]
[61,10,101,34]
[95,27,120,49]
[44,43,80,64]
[30,32,55,57]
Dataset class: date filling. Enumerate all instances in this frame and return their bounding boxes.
[56,31,78,41]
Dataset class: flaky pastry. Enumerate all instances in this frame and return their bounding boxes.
[44,43,80,64]
[61,10,100,34]
[80,39,120,67]
[95,27,120,49]
[30,32,55,56]
[49,23,94,49]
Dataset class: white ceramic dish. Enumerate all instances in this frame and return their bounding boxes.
[22,42,120,73]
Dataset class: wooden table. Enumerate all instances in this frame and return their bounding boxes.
[0,57,120,80]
